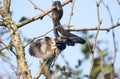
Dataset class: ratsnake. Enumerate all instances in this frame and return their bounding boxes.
[28,1,86,76]
[29,0,86,61]
[52,1,86,46]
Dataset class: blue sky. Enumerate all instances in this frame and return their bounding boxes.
[0,0,120,79]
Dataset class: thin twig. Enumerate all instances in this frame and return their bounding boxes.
[88,0,102,78]
[97,46,105,79]
[0,42,12,54]
[0,41,16,56]
[29,0,52,18]
[1,56,20,79]
[0,44,12,50]
[3,0,11,12]
[61,54,70,66]
[34,61,48,79]
[66,22,120,31]
[102,1,117,79]
[66,0,75,29]
[102,0,117,65]
[17,0,72,28]
[24,25,60,47]
[0,20,5,26]
[92,0,102,52]
[86,36,92,53]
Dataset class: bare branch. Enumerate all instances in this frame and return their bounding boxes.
[3,0,11,12]
[88,0,102,78]
[102,1,117,60]
[34,61,47,79]
[0,7,4,16]
[24,25,60,47]
[29,0,52,18]
[0,20,5,26]
[92,0,102,52]
[61,54,70,66]
[66,22,120,31]
[97,46,105,78]
[0,44,12,51]
[102,1,117,78]
[17,0,72,28]
[66,0,75,29]
[1,56,20,79]
[0,41,16,56]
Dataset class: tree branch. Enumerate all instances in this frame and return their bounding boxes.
[24,25,60,48]
[1,1,32,78]
[97,46,105,78]
[66,22,120,31]
[88,0,102,78]
[66,0,75,29]
[3,0,11,12]
[0,7,4,16]
[0,44,12,51]
[0,20,5,26]
[102,1,117,78]
[28,0,52,18]
[17,0,72,28]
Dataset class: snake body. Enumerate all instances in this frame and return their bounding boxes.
[52,1,63,38]
[28,1,86,76]
[29,1,86,59]
[52,1,86,46]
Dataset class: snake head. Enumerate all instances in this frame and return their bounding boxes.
[52,1,63,21]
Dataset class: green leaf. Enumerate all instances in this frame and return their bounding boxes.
[82,42,92,59]
[73,70,82,76]
[101,49,108,57]
[75,59,82,68]
[104,64,112,75]
[91,58,101,79]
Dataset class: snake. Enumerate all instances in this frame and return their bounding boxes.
[29,1,86,59]
[52,1,86,46]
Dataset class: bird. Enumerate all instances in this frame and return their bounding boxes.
[29,37,60,59]
[28,0,86,76]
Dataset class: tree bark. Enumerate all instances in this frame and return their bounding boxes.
[0,5,32,79]
[7,20,32,79]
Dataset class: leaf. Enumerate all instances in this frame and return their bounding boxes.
[73,70,82,76]
[82,42,92,59]
[55,64,60,69]
[75,59,82,68]
[101,49,108,57]
[0,52,5,56]
[19,16,28,22]
[104,64,112,75]
[91,66,101,79]
[103,64,113,79]
[91,58,101,79]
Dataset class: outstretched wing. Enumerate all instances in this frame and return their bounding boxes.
[29,37,59,59]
